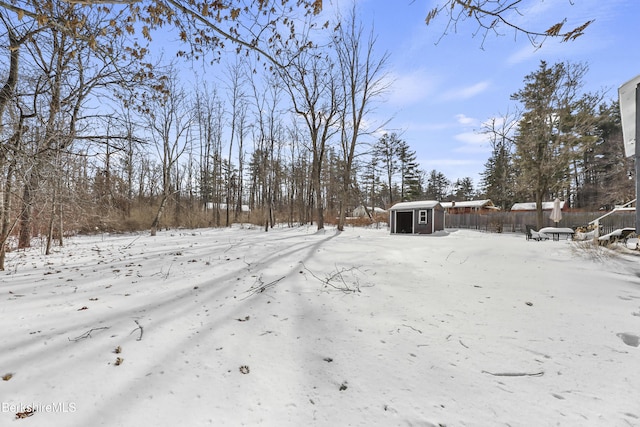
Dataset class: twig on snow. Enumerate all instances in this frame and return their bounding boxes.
[161,262,173,280]
[242,275,285,299]
[68,326,110,342]
[401,324,422,334]
[481,370,544,377]
[445,251,467,264]
[122,236,140,250]
[130,320,143,341]
[302,262,363,293]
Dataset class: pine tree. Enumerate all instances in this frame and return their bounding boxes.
[481,141,517,209]
[397,140,422,201]
[452,177,475,200]
[374,133,401,205]
[576,101,634,209]
[424,170,450,201]
[510,60,596,227]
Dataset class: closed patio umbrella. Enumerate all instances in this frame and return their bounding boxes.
[550,198,562,225]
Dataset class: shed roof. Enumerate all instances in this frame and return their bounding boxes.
[389,200,440,210]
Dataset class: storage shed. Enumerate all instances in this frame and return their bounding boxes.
[389,201,445,234]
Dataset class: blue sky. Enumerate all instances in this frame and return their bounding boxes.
[327,0,640,188]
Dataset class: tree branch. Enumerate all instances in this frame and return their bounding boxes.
[426,0,593,48]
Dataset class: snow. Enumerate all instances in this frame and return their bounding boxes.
[1,226,639,426]
[599,228,636,243]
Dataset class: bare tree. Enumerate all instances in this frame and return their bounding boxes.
[333,4,390,231]
[0,1,323,68]
[193,82,220,220]
[223,58,249,226]
[15,2,154,247]
[248,73,284,231]
[234,94,249,221]
[276,34,341,230]
[3,1,590,53]
[147,69,193,236]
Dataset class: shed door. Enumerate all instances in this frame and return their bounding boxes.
[395,211,413,233]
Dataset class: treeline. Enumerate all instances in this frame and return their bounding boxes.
[0,3,630,269]
[0,3,435,269]
[480,61,633,227]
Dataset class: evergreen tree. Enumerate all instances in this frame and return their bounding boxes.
[481,137,517,209]
[397,140,422,201]
[452,177,475,200]
[576,101,634,209]
[511,60,596,227]
[361,154,378,208]
[424,170,450,201]
[374,133,401,205]
[479,112,520,210]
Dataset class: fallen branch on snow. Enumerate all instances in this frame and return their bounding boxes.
[130,320,143,341]
[122,236,140,250]
[68,327,110,342]
[241,275,286,299]
[481,370,544,377]
[401,324,422,334]
[302,262,363,293]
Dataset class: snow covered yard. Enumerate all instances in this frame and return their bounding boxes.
[1,226,639,427]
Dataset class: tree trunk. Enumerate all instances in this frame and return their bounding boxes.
[58,200,63,247]
[0,168,14,271]
[535,191,544,229]
[150,193,170,236]
[337,179,349,232]
[18,173,35,249]
[45,188,56,255]
[0,28,20,127]
[312,157,324,230]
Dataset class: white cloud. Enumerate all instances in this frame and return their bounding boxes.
[441,81,490,101]
[455,131,488,144]
[455,114,477,126]
[419,158,480,168]
[387,68,438,106]
[454,132,492,153]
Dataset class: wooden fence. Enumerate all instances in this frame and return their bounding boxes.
[444,211,636,235]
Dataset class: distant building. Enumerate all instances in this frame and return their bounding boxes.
[511,201,567,212]
[389,201,445,234]
[352,206,387,218]
[440,199,499,214]
[205,202,251,212]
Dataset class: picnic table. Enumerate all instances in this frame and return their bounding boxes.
[539,227,575,241]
